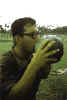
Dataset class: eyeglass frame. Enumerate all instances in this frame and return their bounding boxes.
[23,31,41,38]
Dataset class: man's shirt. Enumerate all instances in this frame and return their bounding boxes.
[0,50,40,100]
[0,51,27,99]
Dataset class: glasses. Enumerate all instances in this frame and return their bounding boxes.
[23,31,41,38]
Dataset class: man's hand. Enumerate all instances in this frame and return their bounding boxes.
[32,40,59,69]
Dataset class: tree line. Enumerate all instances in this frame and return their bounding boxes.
[0,24,67,35]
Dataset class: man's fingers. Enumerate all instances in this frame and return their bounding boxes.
[47,58,59,64]
[42,40,56,53]
[40,39,50,49]
[46,49,60,57]
[35,40,49,53]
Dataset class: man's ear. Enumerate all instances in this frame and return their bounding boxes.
[14,35,22,43]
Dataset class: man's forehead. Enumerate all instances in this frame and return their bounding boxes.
[24,23,36,28]
[25,23,35,26]
[24,24,37,33]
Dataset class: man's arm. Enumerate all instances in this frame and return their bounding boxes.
[8,58,40,100]
[7,40,59,100]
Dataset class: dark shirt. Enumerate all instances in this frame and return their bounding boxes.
[0,50,40,100]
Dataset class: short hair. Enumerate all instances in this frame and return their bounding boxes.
[11,17,36,37]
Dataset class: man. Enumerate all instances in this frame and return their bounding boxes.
[0,17,59,100]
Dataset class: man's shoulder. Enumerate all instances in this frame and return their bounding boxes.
[0,50,15,65]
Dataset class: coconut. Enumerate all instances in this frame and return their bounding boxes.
[35,35,64,63]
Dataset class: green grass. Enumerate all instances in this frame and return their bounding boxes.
[0,41,13,55]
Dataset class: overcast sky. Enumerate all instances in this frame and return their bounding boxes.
[0,0,67,28]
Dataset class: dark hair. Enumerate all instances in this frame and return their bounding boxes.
[11,17,36,37]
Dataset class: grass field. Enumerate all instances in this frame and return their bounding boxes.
[0,34,67,100]
[0,41,13,55]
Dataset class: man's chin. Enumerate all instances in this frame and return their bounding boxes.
[26,47,35,54]
[24,49,34,58]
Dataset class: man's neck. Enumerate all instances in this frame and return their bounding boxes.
[13,45,33,61]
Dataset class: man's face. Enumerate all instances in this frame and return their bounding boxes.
[18,23,40,53]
